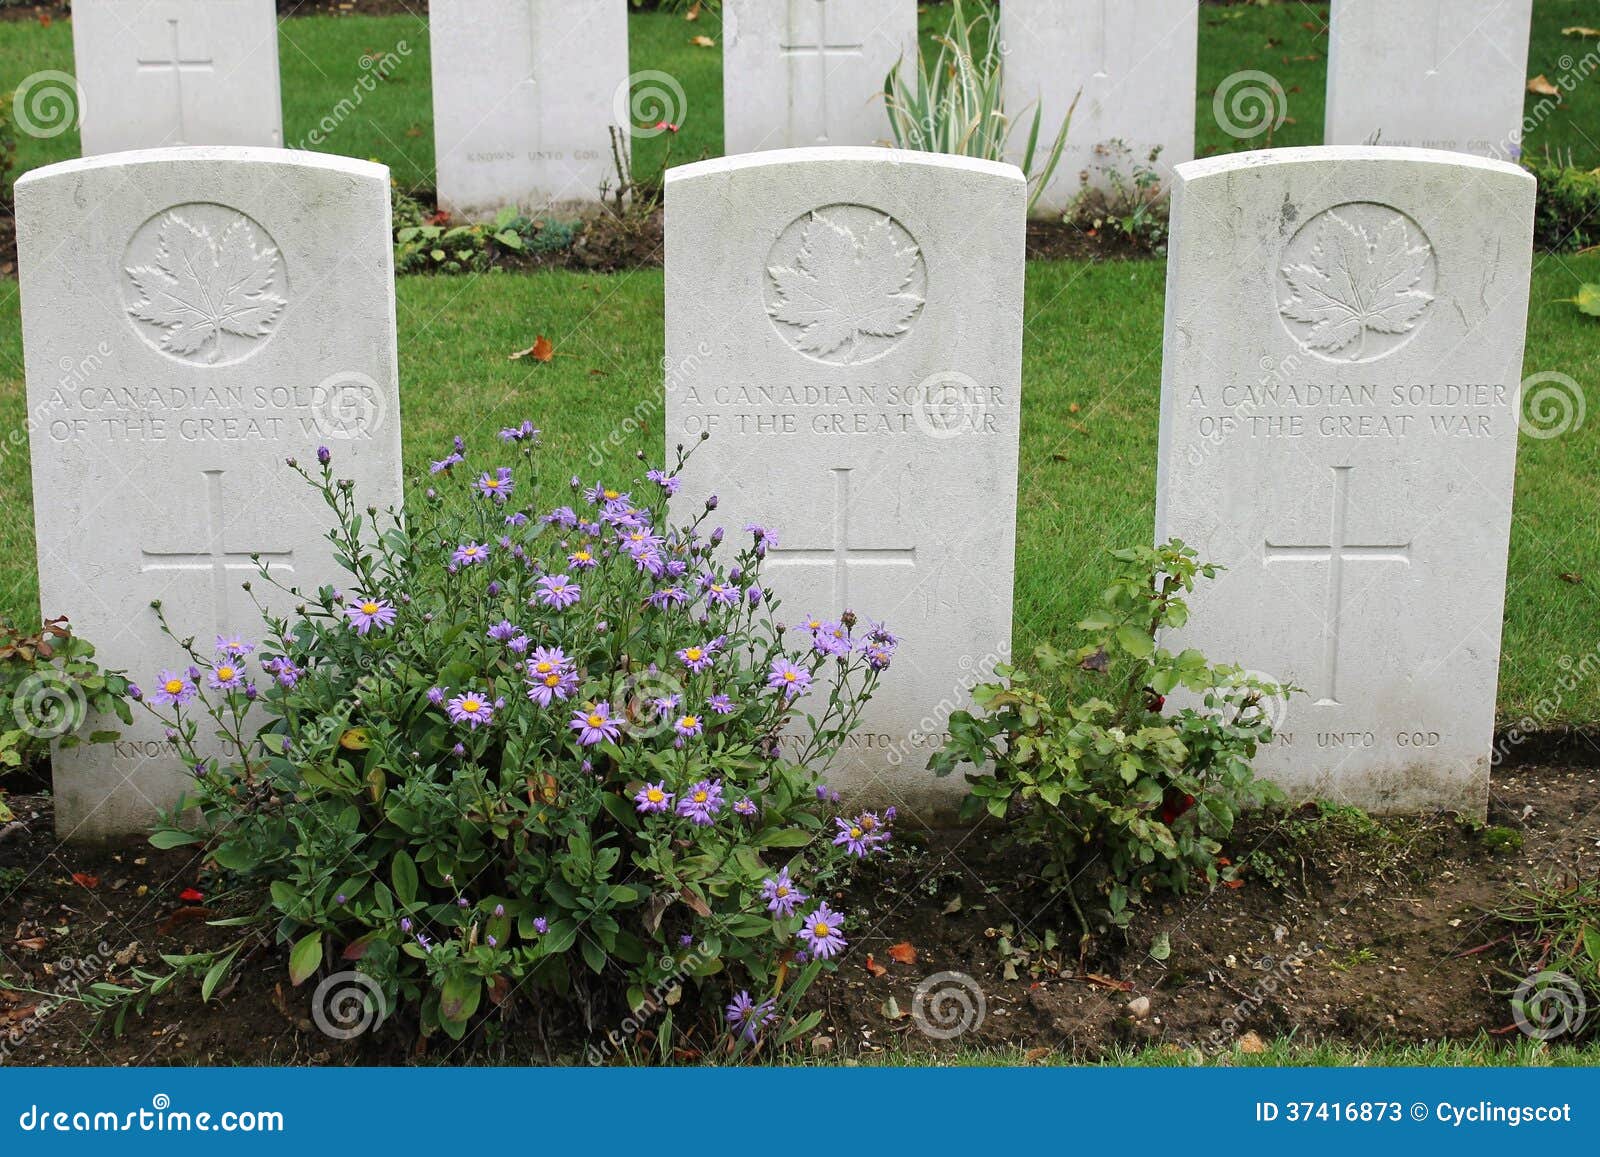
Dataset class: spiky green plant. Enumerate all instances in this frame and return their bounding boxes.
[883,0,1075,214]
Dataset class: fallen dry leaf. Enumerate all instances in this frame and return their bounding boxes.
[1081,973,1134,992]
[1562,26,1600,38]
[1024,1046,1052,1063]
[70,872,100,889]
[690,34,716,47]
[1238,1030,1268,1054]
[1528,74,1560,96]
[12,937,47,952]
[887,941,918,965]
[509,335,555,363]
[864,954,888,978]
[1559,572,1583,584]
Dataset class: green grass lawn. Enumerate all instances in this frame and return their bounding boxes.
[2,1,1598,197]
[1,248,1597,726]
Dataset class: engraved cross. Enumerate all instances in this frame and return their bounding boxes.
[766,467,916,610]
[782,0,865,143]
[140,469,294,639]
[1263,465,1411,707]
[137,17,215,143]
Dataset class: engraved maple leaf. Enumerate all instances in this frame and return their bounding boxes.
[125,213,286,362]
[1279,211,1433,359]
[767,212,923,362]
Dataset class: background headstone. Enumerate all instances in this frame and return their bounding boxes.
[16,148,404,841]
[1325,0,1534,159]
[723,0,916,154]
[665,147,1024,819]
[1154,146,1535,818]
[72,0,283,156]
[1001,0,1198,214]
[430,0,630,221]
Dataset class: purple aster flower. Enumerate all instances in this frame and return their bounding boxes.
[725,990,777,1043]
[567,547,598,570]
[493,904,505,917]
[544,506,578,528]
[505,512,529,528]
[533,917,549,935]
[569,702,622,746]
[797,902,847,960]
[833,815,881,858]
[647,586,689,611]
[487,619,521,643]
[761,868,807,917]
[733,797,758,818]
[430,451,464,474]
[263,656,301,689]
[675,779,723,825]
[151,669,196,707]
[400,917,412,933]
[346,597,397,635]
[127,684,143,702]
[506,634,530,655]
[676,643,715,673]
[452,541,490,566]
[208,658,247,691]
[767,657,812,697]
[646,468,682,495]
[535,574,581,610]
[214,635,254,657]
[747,585,764,606]
[634,781,674,814]
[813,620,853,658]
[427,685,446,705]
[650,692,681,717]
[527,664,580,708]
[816,784,841,804]
[674,713,704,740]
[476,467,515,503]
[317,446,332,466]
[447,690,495,729]
[702,578,740,608]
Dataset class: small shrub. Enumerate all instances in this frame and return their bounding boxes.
[1067,140,1171,254]
[128,429,900,1049]
[931,540,1288,932]
[0,617,131,821]
[1524,152,1600,253]
[883,0,1073,214]
[1494,871,1598,1042]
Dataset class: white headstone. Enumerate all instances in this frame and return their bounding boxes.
[1001,0,1198,213]
[71,0,283,156]
[665,148,1024,818]
[16,148,404,841]
[1154,147,1535,818]
[723,0,916,154]
[1325,0,1533,159]
[430,0,630,221]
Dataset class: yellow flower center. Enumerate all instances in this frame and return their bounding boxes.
[587,713,604,727]
[646,788,664,803]
[544,674,561,687]
[680,716,700,730]
[693,790,708,803]
[574,551,590,562]
[163,679,183,695]
[813,922,831,938]
[217,666,235,681]
[604,489,620,500]
[850,827,863,839]
[776,886,788,898]
[684,648,702,661]
[461,699,481,714]
[783,671,797,682]
[361,601,380,615]
[535,661,554,674]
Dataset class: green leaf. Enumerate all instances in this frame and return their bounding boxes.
[1583,925,1600,968]
[439,973,481,1025]
[1149,931,1171,961]
[1115,625,1155,659]
[200,945,241,1002]
[288,931,324,987]
[756,828,814,849]
[148,829,201,849]
[391,851,419,905]
[1564,283,1600,317]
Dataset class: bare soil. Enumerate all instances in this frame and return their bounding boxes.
[2,761,1595,1066]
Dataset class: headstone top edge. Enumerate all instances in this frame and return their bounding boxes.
[15,147,390,195]
[1174,145,1532,186]
[666,147,1026,189]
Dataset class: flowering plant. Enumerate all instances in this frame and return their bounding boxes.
[931,541,1287,933]
[139,428,897,1047]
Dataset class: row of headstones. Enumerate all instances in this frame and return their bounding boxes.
[18,139,1533,841]
[72,0,1534,219]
